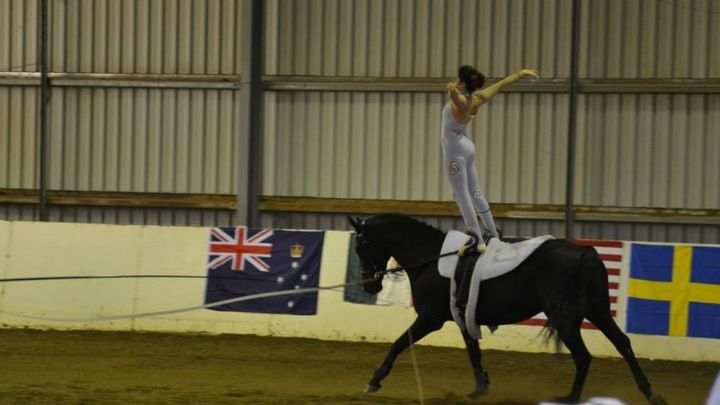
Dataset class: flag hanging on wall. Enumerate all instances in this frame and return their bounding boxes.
[627,243,720,339]
[344,234,413,307]
[519,239,622,329]
[204,227,325,315]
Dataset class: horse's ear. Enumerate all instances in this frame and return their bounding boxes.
[348,216,362,232]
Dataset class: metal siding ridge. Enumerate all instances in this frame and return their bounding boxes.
[263,76,569,93]
[581,79,720,93]
[2,74,718,93]
[3,191,718,224]
[263,77,720,93]
[0,72,241,88]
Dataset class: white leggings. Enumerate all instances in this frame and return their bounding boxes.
[442,132,498,243]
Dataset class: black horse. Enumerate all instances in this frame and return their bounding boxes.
[349,214,666,404]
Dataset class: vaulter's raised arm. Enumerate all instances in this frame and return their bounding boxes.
[471,68,540,108]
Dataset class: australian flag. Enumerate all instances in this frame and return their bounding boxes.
[204,227,325,315]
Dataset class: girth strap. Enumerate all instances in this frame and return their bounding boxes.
[453,249,483,311]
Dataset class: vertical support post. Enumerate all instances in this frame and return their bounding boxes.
[237,0,264,227]
[38,0,50,221]
[565,0,581,238]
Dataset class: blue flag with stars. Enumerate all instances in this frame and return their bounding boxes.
[204,227,324,315]
[627,243,720,339]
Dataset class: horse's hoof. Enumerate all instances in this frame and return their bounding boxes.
[468,370,489,400]
[466,387,489,400]
[364,384,380,394]
[553,394,579,404]
[649,393,668,405]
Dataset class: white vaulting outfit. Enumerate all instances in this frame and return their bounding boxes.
[440,100,498,243]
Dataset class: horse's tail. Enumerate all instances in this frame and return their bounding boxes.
[542,245,599,347]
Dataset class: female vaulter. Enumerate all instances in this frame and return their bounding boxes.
[442,65,540,249]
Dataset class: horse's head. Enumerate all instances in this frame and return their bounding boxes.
[348,216,391,295]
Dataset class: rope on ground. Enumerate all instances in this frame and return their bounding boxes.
[407,328,425,405]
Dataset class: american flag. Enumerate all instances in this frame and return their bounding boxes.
[208,227,273,272]
[519,239,622,329]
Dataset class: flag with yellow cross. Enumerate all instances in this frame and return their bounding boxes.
[627,243,720,339]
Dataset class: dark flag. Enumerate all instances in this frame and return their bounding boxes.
[204,227,325,315]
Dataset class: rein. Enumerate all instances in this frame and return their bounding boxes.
[372,249,459,279]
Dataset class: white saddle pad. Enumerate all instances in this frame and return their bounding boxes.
[438,230,554,339]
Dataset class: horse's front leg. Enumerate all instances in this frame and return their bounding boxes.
[365,315,443,394]
[461,329,490,399]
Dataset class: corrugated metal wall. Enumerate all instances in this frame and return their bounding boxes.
[0,87,38,189]
[263,91,569,205]
[580,0,719,78]
[47,87,240,194]
[263,0,572,203]
[49,0,242,74]
[47,0,244,193]
[576,93,720,209]
[0,0,37,73]
[0,0,246,225]
[575,0,719,210]
[0,0,39,221]
[1,0,39,192]
[265,0,553,204]
[261,0,719,242]
[1,0,718,241]
[265,0,572,77]
[263,0,719,208]
[263,0,573,206]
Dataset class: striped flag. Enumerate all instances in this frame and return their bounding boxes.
[519,239,622,329]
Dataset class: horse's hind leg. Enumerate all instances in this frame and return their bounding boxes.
[555,322,592,403]
[588,312,667,404]
[365,315,443,394]
[461,329,489,398]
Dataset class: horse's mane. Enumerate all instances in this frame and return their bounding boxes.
[363,214,445,240]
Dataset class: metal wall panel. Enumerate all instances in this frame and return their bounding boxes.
[1,0,42,223]
[49,0,242,74]
[265,0,572,78]
[0,0,38,72]
[575,94,720,209]
[580,0,720,78]
[0,87,38,189]
[263,91,569,205]
[1,0,248,225]
[0,205,37,221]
[46,87,240,194]
[47,206,236,227]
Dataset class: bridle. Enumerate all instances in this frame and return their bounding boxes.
[356,229,459,282]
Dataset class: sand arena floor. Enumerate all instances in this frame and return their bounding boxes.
[0,329,716,404]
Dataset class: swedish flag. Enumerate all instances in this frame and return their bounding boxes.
[627,243,720,339]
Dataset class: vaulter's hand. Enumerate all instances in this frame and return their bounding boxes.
[518,69,540,79]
